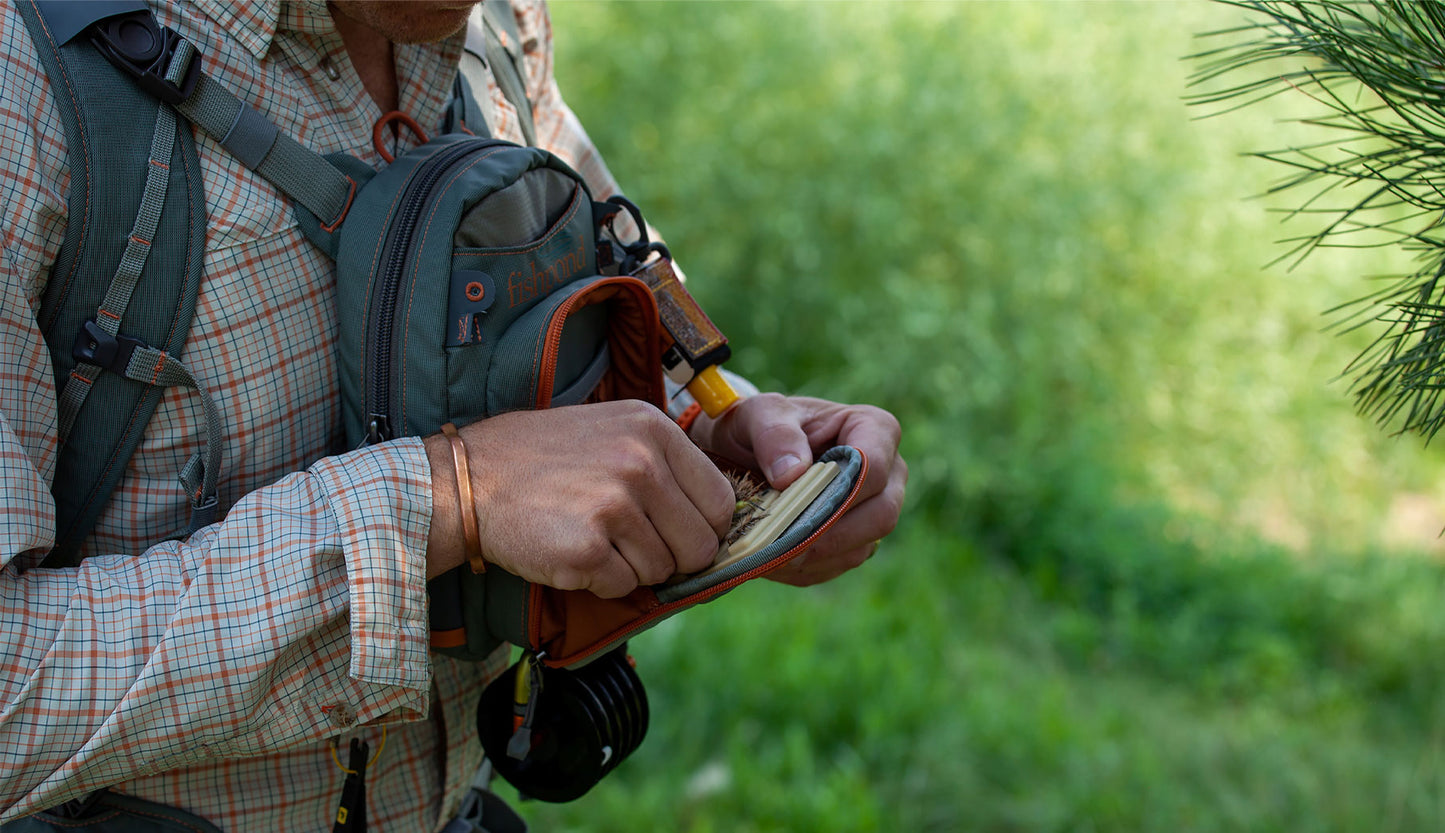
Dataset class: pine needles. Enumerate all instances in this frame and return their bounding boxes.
[1191,0,1445,438]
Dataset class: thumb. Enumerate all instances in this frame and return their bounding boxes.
[723,395,813,489]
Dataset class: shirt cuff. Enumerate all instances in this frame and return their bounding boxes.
[308,438,432,691]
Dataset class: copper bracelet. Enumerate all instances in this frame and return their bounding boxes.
[440,422,486,574]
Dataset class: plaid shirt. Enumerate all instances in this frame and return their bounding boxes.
[0,0,626,828]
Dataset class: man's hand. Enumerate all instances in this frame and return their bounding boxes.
[426,401,735,597]
[689,394,907,586]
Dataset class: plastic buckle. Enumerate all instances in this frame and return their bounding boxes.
[72,320,145,375]
[45,789,108,820]
[89,10,200,105]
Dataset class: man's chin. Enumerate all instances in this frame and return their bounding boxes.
[331,1,480,45]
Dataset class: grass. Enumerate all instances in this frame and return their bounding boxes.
[492,2,1445,830]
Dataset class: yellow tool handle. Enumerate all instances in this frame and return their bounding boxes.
[686,365,741,418]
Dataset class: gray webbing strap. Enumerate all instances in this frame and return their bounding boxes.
[127,345,223,530]
[481,0,536,146]
[174,72,353,228]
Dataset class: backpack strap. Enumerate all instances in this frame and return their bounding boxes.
[477,0,536,146]
[448,1,535,144]
[18,0,212,565]
[445,71,487,138]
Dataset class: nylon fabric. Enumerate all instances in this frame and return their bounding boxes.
[455,167,576,248]
[162,34,194,85]
[47,43,226,524]
[254,137,351,225]
[218,103,278,170]
[54,365,95,441]
[99,104,179,328]
[22,0,211,567]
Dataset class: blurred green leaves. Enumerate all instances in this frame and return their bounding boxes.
[554,0,1445,547]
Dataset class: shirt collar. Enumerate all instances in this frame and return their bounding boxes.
[188,0,335,60]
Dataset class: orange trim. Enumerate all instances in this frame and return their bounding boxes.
[318,175,358,233]
[430,628,468,649]
[676,402,703,433]
[372,110,431,164]
[532,277,662,410]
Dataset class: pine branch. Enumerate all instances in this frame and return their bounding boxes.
[1191,0,1445,439]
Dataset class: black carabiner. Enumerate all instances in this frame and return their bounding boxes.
[604,195,650,251]
[620,241,672,276]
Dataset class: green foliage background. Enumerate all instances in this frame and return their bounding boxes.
[505,2,1445,830]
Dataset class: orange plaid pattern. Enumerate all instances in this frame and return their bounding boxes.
[0,0,625,828]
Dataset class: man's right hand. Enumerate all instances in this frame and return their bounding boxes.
[425,401,735,597]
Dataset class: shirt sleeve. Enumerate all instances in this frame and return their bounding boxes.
[0,8,432,819]
[0,438,434,819]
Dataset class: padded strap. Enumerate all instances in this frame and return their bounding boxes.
[49,44,225,537]
[56,78,181,443]
[19,0,208,565]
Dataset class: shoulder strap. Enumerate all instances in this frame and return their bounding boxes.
[474,0,536,146]
[18,0,209,565]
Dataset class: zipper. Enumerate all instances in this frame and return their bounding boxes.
[364,138,511,444]
[530,277,656,410]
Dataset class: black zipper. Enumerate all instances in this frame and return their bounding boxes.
[364,138,509,444]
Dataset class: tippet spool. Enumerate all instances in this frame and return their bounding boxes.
[478,646,649,802]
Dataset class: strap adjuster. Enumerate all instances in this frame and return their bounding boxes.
[89,11,200,105]
[72,319,146,375]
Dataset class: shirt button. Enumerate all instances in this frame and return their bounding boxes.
[325,703,356,728]
[320,56,341,81]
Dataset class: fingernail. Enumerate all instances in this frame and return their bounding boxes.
[767,453,802,483]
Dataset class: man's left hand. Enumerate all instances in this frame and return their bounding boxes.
[689,394,907,586]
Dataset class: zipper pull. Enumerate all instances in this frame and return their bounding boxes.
[364,414,391,445]
[331,736,370,832]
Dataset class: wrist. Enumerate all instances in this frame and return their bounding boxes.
[441,422,487,575]
[424,433,466,579]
